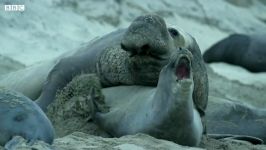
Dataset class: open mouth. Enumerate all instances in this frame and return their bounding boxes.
[175,56,191,80]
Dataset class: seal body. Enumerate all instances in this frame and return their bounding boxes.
[0,88,54,146]
[95,49,203,146]
[0,62,56,100]
[203,34,266,72]
[206,96,266,143]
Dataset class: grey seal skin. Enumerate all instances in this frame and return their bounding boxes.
[35,14,208,116]
[0,88,54,146]
[207,96,266,144]
[203,34,266,72]
[96,48,203,146]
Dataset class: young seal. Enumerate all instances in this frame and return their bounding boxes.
[96,48,203,146]
[91,76,266,146]
[203,34,266,72]
[0,88,54,146]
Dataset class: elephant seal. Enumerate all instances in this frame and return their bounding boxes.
[95,48,203,146]
[0,88,54,146]
[203,34,266,72]
[207,96,266,143]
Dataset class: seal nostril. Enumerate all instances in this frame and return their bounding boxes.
[14,114,27,122]
[140,44,150,52]
[121,43,127,51]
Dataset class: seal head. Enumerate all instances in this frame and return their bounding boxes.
[0,89,54,146]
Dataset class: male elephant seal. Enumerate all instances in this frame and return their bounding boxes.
[0,88,54,146]
[31,14,208,117]
[203,34,266,72]
[96,48,203,146]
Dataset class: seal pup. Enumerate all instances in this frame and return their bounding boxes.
[95,48,203,146]
[0,88,54,146]
[203,34,266,72]
[91,78,266,146]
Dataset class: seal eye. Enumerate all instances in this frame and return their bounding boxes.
[168,28,179,37]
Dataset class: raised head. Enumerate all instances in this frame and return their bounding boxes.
[158,48,193,90]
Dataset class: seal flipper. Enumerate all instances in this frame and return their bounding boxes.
[208,134,263,145]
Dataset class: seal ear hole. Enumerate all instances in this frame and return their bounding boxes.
[14,114,27,122]
[168,28,179,37]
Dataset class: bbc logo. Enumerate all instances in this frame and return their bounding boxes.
[4,5,25,12]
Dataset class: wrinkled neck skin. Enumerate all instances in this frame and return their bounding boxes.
[97,45,170,87]
[157,65,194,120]
[151,65,203,146]
[160,66,194,118]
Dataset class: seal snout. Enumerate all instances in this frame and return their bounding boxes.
[121,42,154,58]
[121,14,172,61]
[175,56,191,80]
[120,33,168,60]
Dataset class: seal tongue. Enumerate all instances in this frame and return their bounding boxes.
[176,57,190,80]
